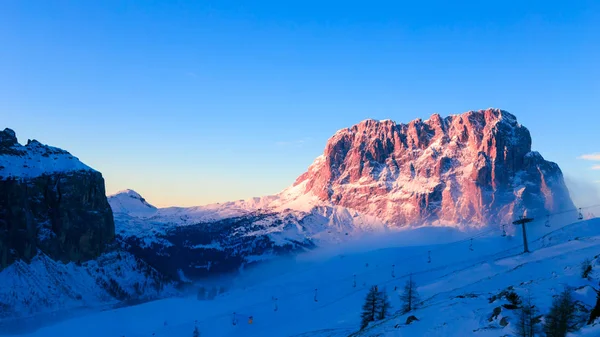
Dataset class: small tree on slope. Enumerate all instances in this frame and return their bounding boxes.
[543,287,578,337]
[588,286,600,325]
[378,289,392,320]
[361,286,381,330]
[192,325,200,337]
[400,275,420,314]
[515,295,540,337]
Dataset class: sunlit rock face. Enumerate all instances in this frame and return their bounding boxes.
[293,108,574,227]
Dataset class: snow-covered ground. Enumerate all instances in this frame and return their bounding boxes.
[6,217,600,337]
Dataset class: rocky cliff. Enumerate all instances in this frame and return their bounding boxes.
[293,108,574,226]
[0,128,115,269]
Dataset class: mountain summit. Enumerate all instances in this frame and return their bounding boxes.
[292,108,574,226]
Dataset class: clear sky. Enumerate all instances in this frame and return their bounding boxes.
[2,1,599,207]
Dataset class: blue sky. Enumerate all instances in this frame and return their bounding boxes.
[2,1,599,207]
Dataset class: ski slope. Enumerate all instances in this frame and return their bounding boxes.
[6,218,600,337]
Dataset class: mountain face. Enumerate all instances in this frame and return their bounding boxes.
[110,108,574,281]
[0,128,115,269]
[0,129,177,320]
[293,108,574,226]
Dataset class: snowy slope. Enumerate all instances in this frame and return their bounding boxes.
[0,251,177,331]
[0,129,93,179]
[10,217,600,337]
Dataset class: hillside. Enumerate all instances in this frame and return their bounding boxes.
[9,216,600,337]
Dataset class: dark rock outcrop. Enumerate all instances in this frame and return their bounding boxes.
[0,128,115,269]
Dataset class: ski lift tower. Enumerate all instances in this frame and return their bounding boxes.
[513,216,534,253]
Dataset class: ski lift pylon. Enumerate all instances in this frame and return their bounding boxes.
[427,250,431,263]
[314,288,318,302]
[545,214,551,227]
[469,238,474,251]
[578,208,584,220]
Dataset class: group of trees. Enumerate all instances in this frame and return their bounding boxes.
[360,275,419,330]
[514,287,585,337]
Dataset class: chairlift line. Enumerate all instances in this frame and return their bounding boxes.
[141,202,600,336]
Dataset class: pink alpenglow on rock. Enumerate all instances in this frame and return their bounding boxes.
[292,108,574,227]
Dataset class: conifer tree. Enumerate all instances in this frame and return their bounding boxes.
[192,326,200,337]
[361,286,381,330]
[543,287,579,337]
[588,287,600,325]
[515,295,540,337]
[400,275,420,314]
[377,289,392,320]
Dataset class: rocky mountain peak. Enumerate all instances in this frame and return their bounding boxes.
[0,128,114,269]
[293,108,573,227]
[0,128,17,147]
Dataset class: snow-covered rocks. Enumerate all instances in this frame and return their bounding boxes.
[0,128,94,180]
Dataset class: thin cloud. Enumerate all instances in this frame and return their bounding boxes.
[578,153,600,161]
[275,138,312,148]
[185,72,198,78]
[593,165,600,170]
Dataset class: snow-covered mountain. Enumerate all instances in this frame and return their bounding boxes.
[293,108,574,226]
[108,189,158,217]
[110,186,386,280]
[110,109,576,281]
[0,128,114,268]
[0,129,178,321]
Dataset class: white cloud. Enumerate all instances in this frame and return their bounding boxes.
[578,153,600,161]
[593,165,600,170]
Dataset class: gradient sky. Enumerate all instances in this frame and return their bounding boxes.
[2,1,599,207]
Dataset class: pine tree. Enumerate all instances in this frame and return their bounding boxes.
[543,287,579,337]
[515,295,540,337]
[400,275,420,314]
[361,286,381,330]
[192,326,200,337]
[588,287,600,325]
[377,289,392,320]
